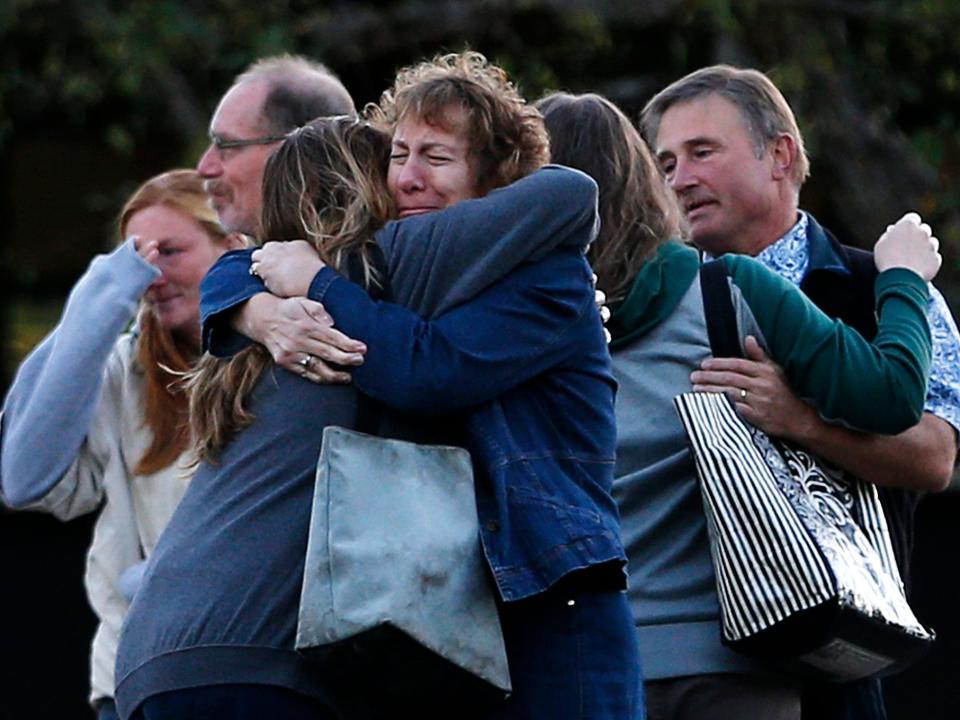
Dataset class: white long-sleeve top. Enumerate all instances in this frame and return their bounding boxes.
[1,239,192,704]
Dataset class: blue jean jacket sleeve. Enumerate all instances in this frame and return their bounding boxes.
[198,166,600,357]
[310,248,598,414]
[199,248,263,357]
[380,165,599,318]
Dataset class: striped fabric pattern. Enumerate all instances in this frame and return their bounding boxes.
[675,391,929,643]
[675,392,833,639]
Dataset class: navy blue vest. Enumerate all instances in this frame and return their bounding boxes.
[800,215,918,589]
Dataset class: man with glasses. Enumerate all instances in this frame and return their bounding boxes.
[193,53,374,384]
[198,55,355,236]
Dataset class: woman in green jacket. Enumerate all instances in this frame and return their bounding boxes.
[537,91,940,720]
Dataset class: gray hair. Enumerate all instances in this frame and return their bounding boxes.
[235,54,356,135]
[641,64,809,187]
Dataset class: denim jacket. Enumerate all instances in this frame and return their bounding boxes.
[199,166,624,602]
[309,250,622,601]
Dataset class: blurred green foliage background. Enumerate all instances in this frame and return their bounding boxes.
[3,0,960,389]
[2,2,960,717]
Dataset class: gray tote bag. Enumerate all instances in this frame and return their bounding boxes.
[296,426,511,701]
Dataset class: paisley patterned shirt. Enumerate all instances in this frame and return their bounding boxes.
[758,211,960,436]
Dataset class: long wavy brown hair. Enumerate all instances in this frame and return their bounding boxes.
[117,169,230,475]
[536,92,686,304]
[188,116,393,462]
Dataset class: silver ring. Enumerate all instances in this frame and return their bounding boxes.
[739,388,747,401]
[298,354,313,369]
[249,262,260,277]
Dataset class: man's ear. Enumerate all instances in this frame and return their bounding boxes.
[224,232,252,251]
[770,133,797,181]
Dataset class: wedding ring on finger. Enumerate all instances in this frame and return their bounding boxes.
[249,262,261,277]
[298,354,314,374]
[739,388,747,401]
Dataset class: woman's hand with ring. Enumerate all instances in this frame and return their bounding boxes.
[298,353,314,374]
[250,240,327,297]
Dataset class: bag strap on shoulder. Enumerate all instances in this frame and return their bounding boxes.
[699,259,744,360]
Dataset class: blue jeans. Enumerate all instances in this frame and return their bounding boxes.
[489,583,644,720]
[331,580,644,719]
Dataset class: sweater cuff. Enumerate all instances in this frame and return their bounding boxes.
[203,321,255,358]
[114,238,162,287]
[875,267,930,310]
[199,248,265,356]
[89,239,160,311]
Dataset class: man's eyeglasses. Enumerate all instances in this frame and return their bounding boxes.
[209,132,289,152]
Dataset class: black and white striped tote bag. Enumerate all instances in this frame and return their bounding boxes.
[675,390,933,680]
[677,260,934,680]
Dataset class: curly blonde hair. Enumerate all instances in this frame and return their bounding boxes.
[188,116,393,461]
[367,51,549,193]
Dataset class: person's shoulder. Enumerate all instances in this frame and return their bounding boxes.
[478,165,598,209]
[525,164,598,197]
[801,213,877,290]
[832,235,874,267]
[218,247,256,262]
[807,213,872,261]
[719,252,772,277]
[832,237,875,278]
[203,246,256,278]
[537,163,596,184]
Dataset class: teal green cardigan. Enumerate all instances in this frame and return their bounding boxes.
[608,240,930,680]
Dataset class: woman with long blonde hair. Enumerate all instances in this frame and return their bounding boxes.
[0,170,243,720]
